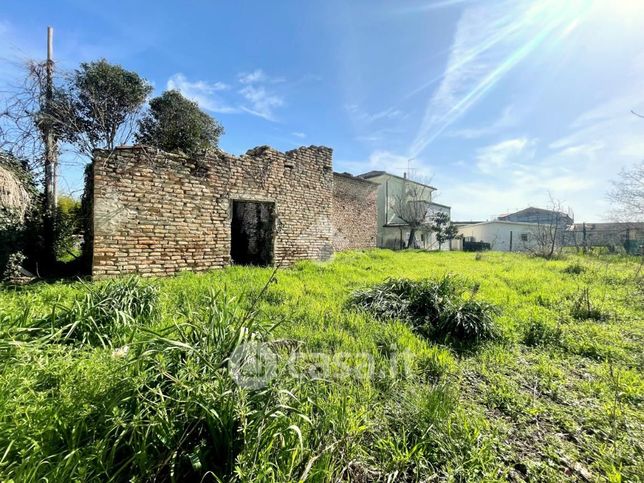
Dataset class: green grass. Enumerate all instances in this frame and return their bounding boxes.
[0,250,642,481]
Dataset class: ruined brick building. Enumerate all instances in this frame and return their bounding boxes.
[89,145,377,278]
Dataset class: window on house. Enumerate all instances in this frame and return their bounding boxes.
[420,233,425,242]
[521,233,529,242]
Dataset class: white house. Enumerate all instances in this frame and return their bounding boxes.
[359,170,451,250]
[457,220,541,252]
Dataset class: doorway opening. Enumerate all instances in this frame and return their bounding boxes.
[230,200,275,266]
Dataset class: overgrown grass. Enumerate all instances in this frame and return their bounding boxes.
[0,250,642,481]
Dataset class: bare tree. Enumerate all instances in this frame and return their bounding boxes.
[524,196,574,259]
[390,181,433,249]
[607,161,644,222]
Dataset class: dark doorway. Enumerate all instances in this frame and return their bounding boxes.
[231,201,275,266]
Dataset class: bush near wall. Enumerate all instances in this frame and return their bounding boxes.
[0,154,37,275]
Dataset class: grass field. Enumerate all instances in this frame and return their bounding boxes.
[0,250,642,481]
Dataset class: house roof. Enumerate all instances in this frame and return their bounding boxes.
[459,220,542,228]
[498,206,573,221]
[453,221,485,226]
[430,201,451,210]
[333,171,379,185]
[358,170,437,190]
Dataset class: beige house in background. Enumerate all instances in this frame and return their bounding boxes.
[457,220,541,252]
[359,171,451,250]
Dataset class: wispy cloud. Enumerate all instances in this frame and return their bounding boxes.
[475,137,533,174]
[166,73,237,113]
[239,85,284,121]
[448,105,517,139]
[166,69,286,121]
[408,0,588,157]
[345,104,404,124]
[396,0,477,14]
[291,131,306,138]
[237,69,285,121]
[238,69,284,85]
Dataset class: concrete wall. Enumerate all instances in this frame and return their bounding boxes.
[331,173,378,251]
[458,221,540,252]
[91,145,334,278]
[564,222,644,253]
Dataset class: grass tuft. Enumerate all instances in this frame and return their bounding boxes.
[350,275,500,346]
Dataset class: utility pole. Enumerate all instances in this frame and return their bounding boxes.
[43,26,58,268]
[44,26,57,214]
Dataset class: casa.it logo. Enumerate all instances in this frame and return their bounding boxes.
[228,341,278,389]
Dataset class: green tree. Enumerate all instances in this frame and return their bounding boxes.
[55,195,82,260]
[62,59,153,152]
[431,212,458,250]
[136,90,224,156]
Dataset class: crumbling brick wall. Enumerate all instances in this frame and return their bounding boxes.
[331,172,378,251]
[91,145,334,278]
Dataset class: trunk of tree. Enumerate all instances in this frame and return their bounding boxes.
[407,228,418,249]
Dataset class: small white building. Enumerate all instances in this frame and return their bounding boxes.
[457,221,541,252]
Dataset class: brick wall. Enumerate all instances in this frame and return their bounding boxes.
[91,145,334,278]
[331,172,378,251]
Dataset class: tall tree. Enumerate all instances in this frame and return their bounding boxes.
[136,90,224,157]
[62,59,152,153]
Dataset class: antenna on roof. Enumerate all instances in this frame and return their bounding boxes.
[407,158,417,181]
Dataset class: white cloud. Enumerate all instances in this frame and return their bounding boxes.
[166,69,286,121]
[166,73,237,113]
[291,132,306,138]
[337,150,434,183]
[239,85,284,121]
[475,137,532,174]
[239,69,268,84]
[236,69,285,121]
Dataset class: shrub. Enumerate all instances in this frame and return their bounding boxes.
[523,319,563,347]
[414,347,457,381]
[569,287,608,322]
[3,277,160,348]
[55,195,83,261]
[350,276,500,345]
[136,90,224,156]
[563,262,586,275]
[57,277,160,346]
[2,251,27,283]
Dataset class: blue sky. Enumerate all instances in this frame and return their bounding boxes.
[1,0,643,221]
